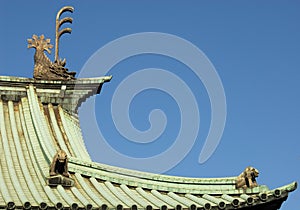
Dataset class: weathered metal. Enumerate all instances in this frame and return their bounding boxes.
[236,166,259,189]
[28,6,76,80]
[49,149,69,177]
[0,5,297,209]
[28,34,76,80]
[55,6,74,63]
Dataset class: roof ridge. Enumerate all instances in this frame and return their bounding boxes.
[69,156,237,183]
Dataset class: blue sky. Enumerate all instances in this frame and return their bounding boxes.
[0,1,299,209]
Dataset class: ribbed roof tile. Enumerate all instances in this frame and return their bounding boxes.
[0,76,297,210]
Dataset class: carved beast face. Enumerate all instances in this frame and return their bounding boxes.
[245,166,259,178]
[57,150,67,163]
[252,168,259,178]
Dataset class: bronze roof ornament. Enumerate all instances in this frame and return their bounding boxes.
[236,166,259,189]
[28,6,76,80]
[48,150,74,187]
[55,6,74,64]
[0,5,296,209]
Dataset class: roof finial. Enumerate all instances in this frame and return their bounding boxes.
[28,6,76,80]
[55,6,74,64]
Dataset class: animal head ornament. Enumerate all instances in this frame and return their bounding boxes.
[236,166,259,189]
[49,150,69,177]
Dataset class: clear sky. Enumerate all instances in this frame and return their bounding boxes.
[0,1,299,209]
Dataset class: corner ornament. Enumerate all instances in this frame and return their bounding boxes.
[236,166,259,189]
[47,150,74,187]
[28,6,76,80]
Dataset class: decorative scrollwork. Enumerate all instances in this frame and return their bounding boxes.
[55,6,74,63]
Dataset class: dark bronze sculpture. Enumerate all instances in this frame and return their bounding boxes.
[49,150,69,177]
[236,166,259,189]
[28,6,76,80]
[55,6,74,64]
[47,149,74,187]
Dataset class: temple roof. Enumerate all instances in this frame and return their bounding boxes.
[0,76,297,210]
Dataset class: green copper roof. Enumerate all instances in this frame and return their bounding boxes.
[0,76,297,210]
